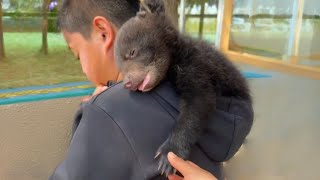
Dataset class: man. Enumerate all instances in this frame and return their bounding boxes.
[49,0,253,179]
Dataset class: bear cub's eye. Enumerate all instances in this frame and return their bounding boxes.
[125,49,137,60]
[129,49,136,57]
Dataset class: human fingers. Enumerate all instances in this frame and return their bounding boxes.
[92,85,108,96]
[82,86,107,102]
[167,152,193,175]
[82,96,91,102]
[168,174,183,180]
[186,161,200,168]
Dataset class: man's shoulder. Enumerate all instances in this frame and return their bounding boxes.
[90,82,133,107]
[88,82,152,113]
[87,81,179,115]
[72,81,179,135]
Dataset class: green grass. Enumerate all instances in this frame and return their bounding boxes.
[185,18,217,43]
[0,32,87,89]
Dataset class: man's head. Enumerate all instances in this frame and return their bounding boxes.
[58,0,140,38]
[58,0,139,85]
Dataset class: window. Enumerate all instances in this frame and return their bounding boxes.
[298,0,320,68]
[228,0,320,70]
[229,0,293,60]
[179,0,219,44]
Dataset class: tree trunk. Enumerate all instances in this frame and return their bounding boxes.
[0,0,5,60]
[40,0,50,55]
[57,0,63,11]
[198,0,205,39]
[164,0,179,29]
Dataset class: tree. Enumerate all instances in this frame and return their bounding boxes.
[40,0,49,54]
[198,0,205,38]
[8,0,42,12]
[164,0,179,28]
[0,0,5,60]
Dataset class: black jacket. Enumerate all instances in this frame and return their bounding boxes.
[49,81,253,180]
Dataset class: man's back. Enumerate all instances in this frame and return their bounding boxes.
[50,81,253,180]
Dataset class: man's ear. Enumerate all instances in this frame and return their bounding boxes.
[92,16,115,50]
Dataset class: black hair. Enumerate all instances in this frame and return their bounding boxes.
[57,0,140,38]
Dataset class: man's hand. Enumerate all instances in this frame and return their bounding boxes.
[167,152,217,180]
[82,85,108,102]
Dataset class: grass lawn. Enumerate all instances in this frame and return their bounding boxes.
[0,32,87,89]
[185,18,217,43]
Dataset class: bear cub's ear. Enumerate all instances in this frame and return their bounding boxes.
[138,0,165,17]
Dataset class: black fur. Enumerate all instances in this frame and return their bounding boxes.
[115,0,251,176]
